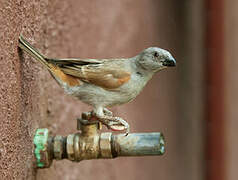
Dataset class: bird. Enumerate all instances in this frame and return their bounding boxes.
[18,35,176,134]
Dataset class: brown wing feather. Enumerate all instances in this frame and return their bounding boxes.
[47,58,102,65]
[81,68,131,89]
[48,64,81,87]
[54,59,131,89]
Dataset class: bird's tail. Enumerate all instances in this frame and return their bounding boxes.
[18,35,51,69]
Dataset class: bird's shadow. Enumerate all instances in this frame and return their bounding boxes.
[17,47,25,79]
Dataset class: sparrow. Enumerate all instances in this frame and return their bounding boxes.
[18,35,176,134]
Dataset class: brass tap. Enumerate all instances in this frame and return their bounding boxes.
[34,117,165,168]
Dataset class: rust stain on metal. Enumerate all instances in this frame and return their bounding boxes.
[39,150,47,163]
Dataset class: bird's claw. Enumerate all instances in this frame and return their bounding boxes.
[109,117,129,132]
[101,116,130,136]
[82,110,129,135]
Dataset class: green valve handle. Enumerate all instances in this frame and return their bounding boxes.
[33,128,51,168]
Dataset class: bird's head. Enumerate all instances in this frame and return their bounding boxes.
[136,47,176,72]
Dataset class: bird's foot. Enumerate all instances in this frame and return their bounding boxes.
[100,116,130,135]
[81,108,113,120]
[81,110,129,135]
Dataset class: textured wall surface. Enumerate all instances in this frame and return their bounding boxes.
[0,0,49,179]
[0,0,205,180]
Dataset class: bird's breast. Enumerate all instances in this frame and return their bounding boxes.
[118,73,150,101]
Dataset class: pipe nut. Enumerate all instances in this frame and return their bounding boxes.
[53,135,64,160]
[66,134,75,161]
[100,133,112,158]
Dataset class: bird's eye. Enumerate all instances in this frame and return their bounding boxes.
[154,52,159,57]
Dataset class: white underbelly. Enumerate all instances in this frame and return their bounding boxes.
[62,73,150,107]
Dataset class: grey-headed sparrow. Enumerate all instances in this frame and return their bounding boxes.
[18,35,176,134]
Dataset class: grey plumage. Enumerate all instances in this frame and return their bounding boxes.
[18,35,176,133]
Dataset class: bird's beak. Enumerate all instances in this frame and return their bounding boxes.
[162,58,176,67]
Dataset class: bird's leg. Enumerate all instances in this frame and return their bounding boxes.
[103,108,113,116]
[81,108,113,121]
[93,107,130,134]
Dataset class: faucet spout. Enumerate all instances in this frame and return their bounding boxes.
[111,133,165,157]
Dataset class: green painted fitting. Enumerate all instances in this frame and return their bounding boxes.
[33,128,49,168]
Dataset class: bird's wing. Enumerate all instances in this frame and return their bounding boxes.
[47,58,131,89]
[47,58,103,65]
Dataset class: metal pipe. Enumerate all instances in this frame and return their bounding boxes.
[111,133,165,157]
